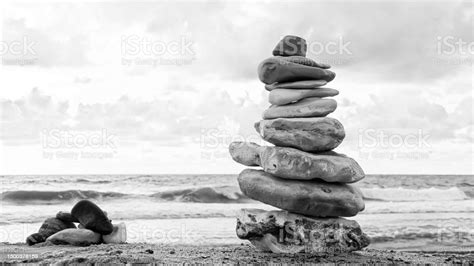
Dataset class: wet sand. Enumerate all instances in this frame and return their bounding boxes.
[1,242,473,264]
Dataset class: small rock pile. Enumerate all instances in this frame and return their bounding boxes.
[229,35,370,254]
[26,200,126,246]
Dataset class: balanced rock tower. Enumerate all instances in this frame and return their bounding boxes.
[229,35,370,254]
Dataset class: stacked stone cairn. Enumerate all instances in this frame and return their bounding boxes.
[229,35,370,254]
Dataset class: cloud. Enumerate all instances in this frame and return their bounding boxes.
[0,88,69,141]
[1,1,472,174]
[73,86,266,145]
[338,89,474,146]
[74,77,92,84]
[4,1,470,84]
[2,18,90,67]
[0,87,266,147]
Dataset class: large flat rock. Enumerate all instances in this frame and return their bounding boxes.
[236,208,370,254]
[238,169,365,217]
[276,56,331,69]
[269,88,339,105]
[255,117,345,152]
[229,142,365,183]
[263,97,337,119]
[258,57,336,84]
[265,80,328,91]
[47,228,101,246]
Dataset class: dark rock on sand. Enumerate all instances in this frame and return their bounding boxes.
[272,35,307,57]
[238,169,365,217]
[269,88,339,105]
[47,228,101,246]
[255,117,345,152]
[265,80,327,91]
[229,142,365,183]
[56,211,79,223]
[263,97,337,119]
[258,57,336,84]
[236,208,370,254]
[25,233,46,246]
[71,200,113,234]
[26,218,76,246]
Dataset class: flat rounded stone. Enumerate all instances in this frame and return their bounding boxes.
[258,57,336,84]
[71,200,113,234]
[265,80,327,91]
[269,88,339,105]
[46,228,101,246]
[236,209,370,254]
[26,218,76,246]
[272,35,307,57]
[229,142,365,183]
[238,169,365,217]
[263,97,337,119]
[255,117,345,152]
[277,56,331,69]
[228,141,260,166]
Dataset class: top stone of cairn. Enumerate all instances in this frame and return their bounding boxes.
[272,35,307,57]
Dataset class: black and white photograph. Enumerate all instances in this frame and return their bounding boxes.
[0,0,472,264]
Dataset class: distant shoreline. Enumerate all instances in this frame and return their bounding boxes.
[1,243,473,264]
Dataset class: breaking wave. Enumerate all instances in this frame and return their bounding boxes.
[151,186,250,203]
[2,185,471,205]
[1,186,250,204]
[1,190,127,202]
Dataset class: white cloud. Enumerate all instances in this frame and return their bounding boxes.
[0,0,472,174]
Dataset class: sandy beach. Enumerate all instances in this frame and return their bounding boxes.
[1,242,473,264]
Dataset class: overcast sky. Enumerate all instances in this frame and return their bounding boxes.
[0,0,472,175]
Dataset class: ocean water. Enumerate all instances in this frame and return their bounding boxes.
[0,174,473,250]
